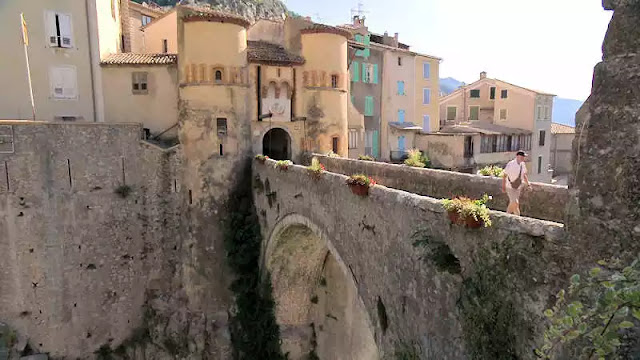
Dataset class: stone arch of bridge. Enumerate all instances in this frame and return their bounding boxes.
[263,213,379,360]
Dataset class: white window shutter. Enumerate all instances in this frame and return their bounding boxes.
[45,11,58,47]
[58,13,73,48]
[62,66,77,99]
[50,67,64,98]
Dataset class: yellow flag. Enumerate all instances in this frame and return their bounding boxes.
[21,13,28,46]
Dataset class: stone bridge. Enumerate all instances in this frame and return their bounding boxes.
[253,158,569,359]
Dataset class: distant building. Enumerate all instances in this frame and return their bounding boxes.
[550,122,575,176]
[101,5,362,159]
[340,16,441,161]
[422,72,555,182]
[122,0,167,53]
[0,0,122,122]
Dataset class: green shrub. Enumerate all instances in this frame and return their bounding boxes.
[274,160,293,171]
[442,194,492,227]
[358,155,375,161]
[478,165,504,177]
[306,158,325,177]
[404,149,430,168]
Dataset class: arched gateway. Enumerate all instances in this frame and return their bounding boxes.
[263,214,379,360]
[263,128,291,160]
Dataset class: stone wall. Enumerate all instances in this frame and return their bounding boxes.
[253,159,569,359]
[314,154,568,223]
[0,122,183,358]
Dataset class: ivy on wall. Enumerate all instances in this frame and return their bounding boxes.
[224,160,285,360]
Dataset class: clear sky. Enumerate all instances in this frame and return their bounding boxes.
[283,0,612,100]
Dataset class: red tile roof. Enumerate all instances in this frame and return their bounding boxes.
[551,122,576,134]
[300,24,352,39]
[181,5,251,28]
[100,53,177,65]
[247,41,305,66]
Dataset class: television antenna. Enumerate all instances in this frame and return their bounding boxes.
[350,1,369,18]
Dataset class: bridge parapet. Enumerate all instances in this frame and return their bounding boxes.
[253,158,568,359]
[314,154,568,223]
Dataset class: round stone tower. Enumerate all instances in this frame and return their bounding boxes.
[299,25,350,156]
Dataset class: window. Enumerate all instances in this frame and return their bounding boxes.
[215,70,222,83]
[501,89,508,99]
[142,15,152,26]
[362,63,378,84]
[50,66,77,99]
[464,136,474,157]
[111,0,117,20]
[469,106,479,121]
[537,105,542,120]
[351,61,360,82]
[364,96,374,116]
[331,75,339,88]
[481,134,531,153]
[537,156,543,174]
[423,62,430,79]
[398,57,402,66]
[131,72,148,95]
[217,118,227,136]
[500,109,507,120]
[470,89,480,98]
[398,109,405,123]
[397,81,405,95]
[490,87,496,100]
[277,68,281,77]
[544,106,550,119]
[45,11,73,48]
[447,106,457,121]
[332,137,339,153]
[423,115,430,132]
[348,129,358,149]
[423,88,431,104]
[354,34,370,57]
[539,130,546,146]
[162,39,168,53]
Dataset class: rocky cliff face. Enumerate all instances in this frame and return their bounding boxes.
[137,0,288,21]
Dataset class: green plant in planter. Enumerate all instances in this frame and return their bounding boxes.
[326,151,340,158]
[442,194,492,227]
[274,160,293,171]
[478,165,504,177]
[535,256,640,359]
[404,149,430,168]
[358,155,375,161]
[346,174,376,196]
[255,154,269,163]
[306,158,325,178]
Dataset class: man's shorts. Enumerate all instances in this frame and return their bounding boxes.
[506,184,523,204]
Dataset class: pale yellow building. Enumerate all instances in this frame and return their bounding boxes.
[123,0,166,53]
[427,72,555,182]
[0,0,122,122]
[550,122,575,177]
[101,6,357,159]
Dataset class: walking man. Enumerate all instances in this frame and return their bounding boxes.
[502,150,531,215]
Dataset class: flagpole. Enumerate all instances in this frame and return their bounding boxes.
[21,13,36,121]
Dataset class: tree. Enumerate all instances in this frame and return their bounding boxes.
[536,257,640,359]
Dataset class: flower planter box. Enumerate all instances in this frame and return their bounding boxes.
[447,210,484,228]
[348,183,370,196]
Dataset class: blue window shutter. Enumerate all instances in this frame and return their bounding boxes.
[423,88,431,104]
[423,115,430,132]
[352,62,359,82]
[423,62,430,79]
[373,64,378,84]
[398,136,406,152]
[398,110,405,123]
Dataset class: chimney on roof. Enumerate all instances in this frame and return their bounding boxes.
[384,31,388,37]
[352,15,365,27]
[480,71,487,80]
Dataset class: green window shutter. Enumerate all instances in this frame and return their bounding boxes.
[352,62,359,82]
[372,64,378,84]
[365,96,374,116]
[364,34,370,46]
[372,130,379,158]
[363,48,370,58]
